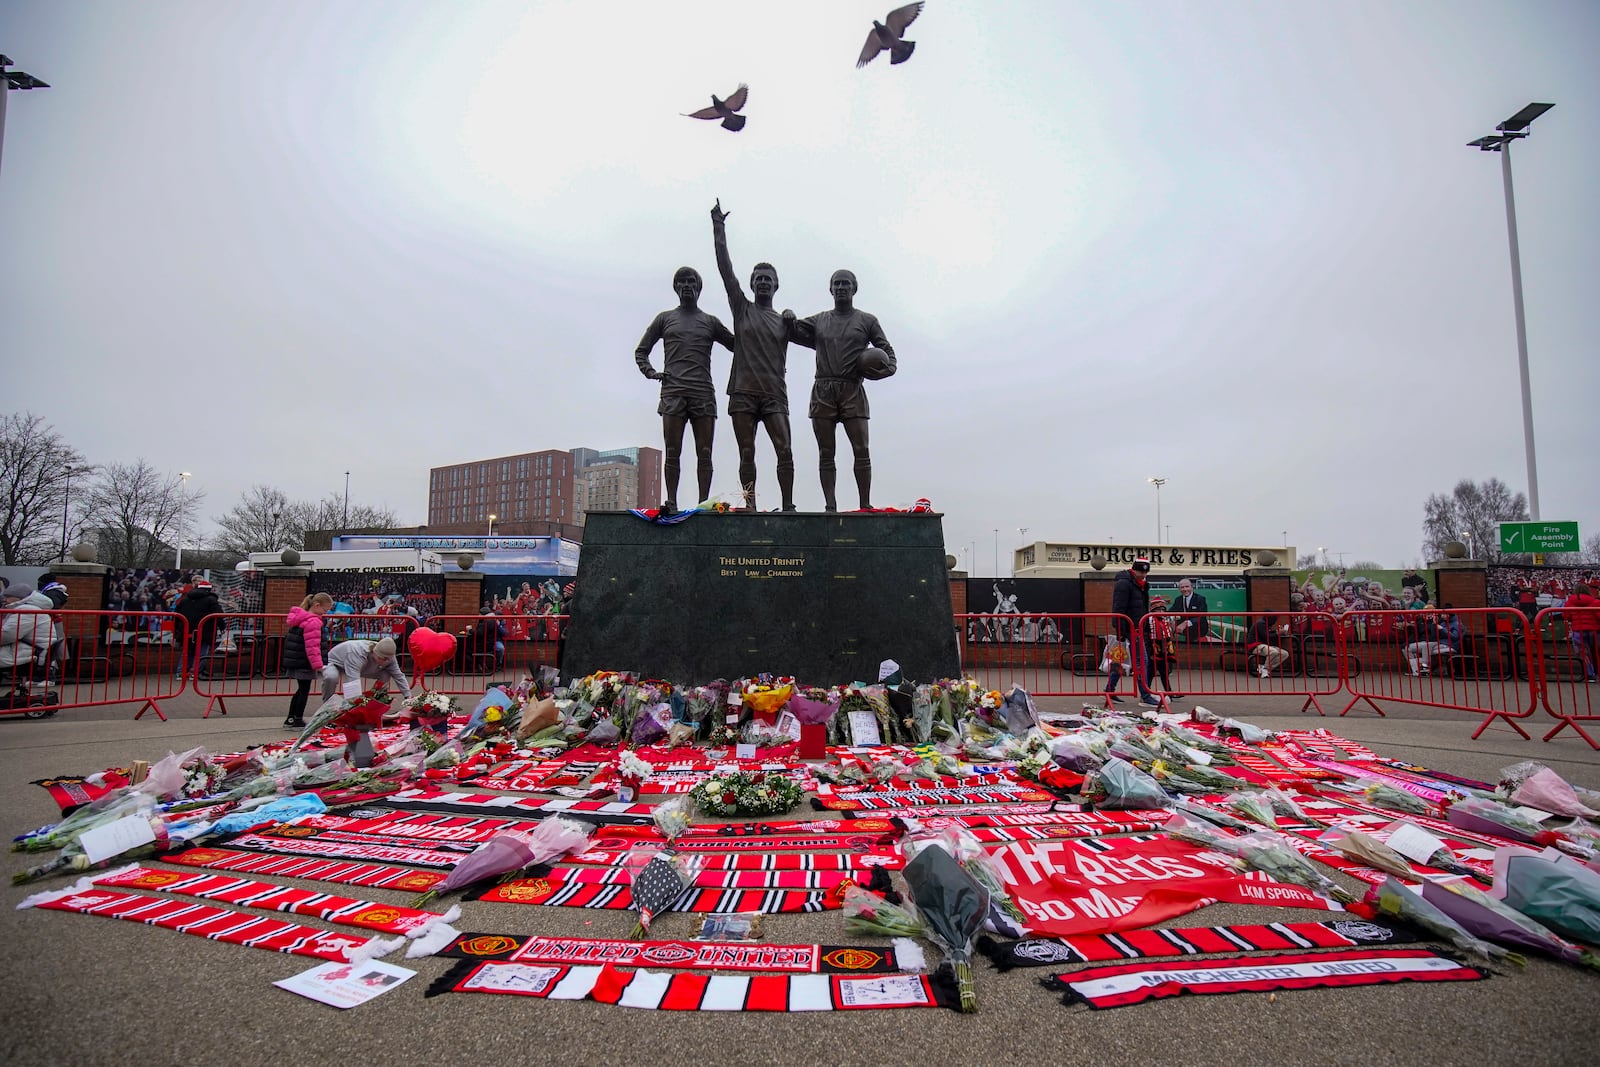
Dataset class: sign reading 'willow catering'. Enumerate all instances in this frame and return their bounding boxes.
[1018,543,1295,575]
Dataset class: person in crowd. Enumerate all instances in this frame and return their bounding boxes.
[1247,613,1291,678]
[1403,604,1458,676]
[1561,583,1600,683]
[321,636,413,704]
[35,574,69,609]
[1111,556,1161,706]
[281,592,333,729]
[1,583,58,679]
[1400,567,1430,605]
[1171,578,1209,643]
[1145,596,1182,699]
[173,579,224,680]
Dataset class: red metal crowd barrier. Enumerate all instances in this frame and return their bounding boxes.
[408,613,565,695]
[1334,608,1534,737]
[958,613,1138,701]
[1142,610,1346,715]
[0,609,189,720]
[1532,605,1600,749]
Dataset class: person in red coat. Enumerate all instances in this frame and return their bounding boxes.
[1562,583,1600,682]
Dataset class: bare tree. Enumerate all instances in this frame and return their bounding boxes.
[0,413,92,565]
[1347,559,1386,571]
[1421,477,1529,563]
[289,494,399,534]
[1295,551,1321,568]
[79,461,203,568]
[212,486,297,558]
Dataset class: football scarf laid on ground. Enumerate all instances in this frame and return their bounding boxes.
[20,886,390,962]
[978,919,1420,970]
[216,830,473,869]
[563,848,903,870]
[429,960,959,1012]
[164,846,446,891]
[811,786,1052,811]
[93,865,451,934]
[470,877,836,914]
[1041,949,1485,1009]
[436,932,916,974]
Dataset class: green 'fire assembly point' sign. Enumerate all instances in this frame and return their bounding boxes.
[1499,521,1580,554]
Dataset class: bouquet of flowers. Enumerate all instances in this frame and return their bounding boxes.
[1362,876,1522,967]
[403,689,458,723]
[689,771,802,817]
[842,882,925,938]
[627,847,698,938]
[616,749,652,801]
[682,682,728,726]
[789,685,840,725]
[181,759,227,800]
[1361,780,1431,816]
[740,675,796,717]
[1231,831,1356,904]
[903,842,989,1012]
[940,677,981,722]
[1081,758,1168,811]
[653,796,693,844]
[1226,791,1283,830]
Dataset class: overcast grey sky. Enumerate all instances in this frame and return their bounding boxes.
[3,1,1596,573]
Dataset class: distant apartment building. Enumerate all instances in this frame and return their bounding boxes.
[427,446,661,535]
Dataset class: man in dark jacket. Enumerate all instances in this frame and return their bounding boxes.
[1111,557,1160,706]
[173,580,224,679]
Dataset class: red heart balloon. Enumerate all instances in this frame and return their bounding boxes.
[407,627,457,675]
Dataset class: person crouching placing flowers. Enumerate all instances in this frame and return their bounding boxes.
[319,637,414,766]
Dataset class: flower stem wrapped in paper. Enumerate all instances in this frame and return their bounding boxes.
[411,815,593,908]
[1226,791,1282,830]
[1081,758,1169,811]
[1317,825,1421,881]
[1360,781,1431,817]
[1361,876,1522,967]
[1420,877,1599,971]
[902,842,990,1012]
[1445,796,1552,845]
[1231,830,1356,904]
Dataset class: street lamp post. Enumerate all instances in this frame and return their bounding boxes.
[487,513,497,541]
[1,56,51,181]
[1468,102,1554,521]
[1147,477,1166,545]
[1015,528,1028,577]
[175,472,192,569]
[60,464,91,560]
[992,529,998,579]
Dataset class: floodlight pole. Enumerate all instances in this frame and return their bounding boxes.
[1498,140,1539,521]
[1,55,53,181]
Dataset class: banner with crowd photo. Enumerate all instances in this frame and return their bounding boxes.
[480,574,576,642]
[103,569,265,643]
[1487,565,1600,618]
[306,571,445,628]
[965,578,1082,644]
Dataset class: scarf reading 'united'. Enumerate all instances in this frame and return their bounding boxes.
[163,846,445,893]
[94,865,449,935]
[469,876,836,914]
[1041,949,1484,1009]
[437,932,913,974]
[978,919,1418,970]
[22,886,381,962]
[428,960,958,1012]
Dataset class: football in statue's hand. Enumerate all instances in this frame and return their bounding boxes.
[858,347,894,381]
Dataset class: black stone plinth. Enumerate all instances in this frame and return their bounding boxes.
[561,512,959,685]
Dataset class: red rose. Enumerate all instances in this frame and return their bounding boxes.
[721,791,738,805]
[751,773,766,784]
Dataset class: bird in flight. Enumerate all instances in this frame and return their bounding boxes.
[684,84,749,131]
[857,2,924,68]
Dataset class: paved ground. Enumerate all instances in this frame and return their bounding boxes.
[2,690,1598,1067]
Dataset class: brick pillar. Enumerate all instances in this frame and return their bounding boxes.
[949,572,968,616]
[46,562,110,640]
[443,571,485,620]
[1081,569,1116,615]
[1244,567,1292,613]
[259,567,311,636]
[1431,560,1487,610]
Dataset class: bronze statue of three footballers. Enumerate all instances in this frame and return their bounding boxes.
[634,201,897,513]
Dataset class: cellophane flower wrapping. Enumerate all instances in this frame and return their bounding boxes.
[586,718,622,746]
[652,796,692,844]
[1318,826,1419,881]
[841,882,925,938]
[902,843,989,1012]
[631,709,668,747]
[741,680,794,717]
[1232,830,1354,904]
[1226,791,1282,830]
[1362,781,1430,816]
[1082,758,1168,811]
[1421,877,1595,970]
[789,689,839,726]
[627,846,697,938]
[1365,875,1520,967]
[1446,796,1546,842]
[1508,767,1600,820]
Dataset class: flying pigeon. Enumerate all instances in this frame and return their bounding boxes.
[684,84,749,132]
[857,2,924,68]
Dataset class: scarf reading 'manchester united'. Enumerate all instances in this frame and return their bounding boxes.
[22,886,382,962]
[428,960,959,1012]
[437,932,913,974]
[978,919,1418,970]
[1040,949,1484,1009]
